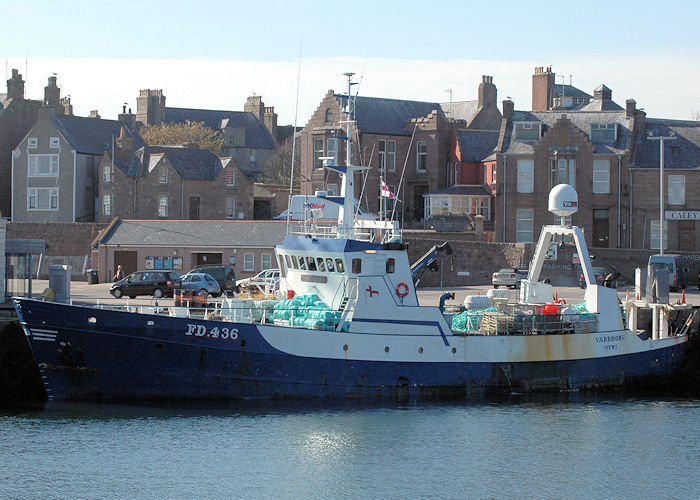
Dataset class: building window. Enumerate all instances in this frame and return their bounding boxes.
[50,137,60,148]
[28,188,59,211]
[261,253,272,270]
[313,138,324,169]
[416,141,427,172]
[516,208,534,243]
[159,167,168,184]
[103,164,112,183]
[103,194,112,216]
[226,197,236,219]
[592,159,610,194]
[555,158,576,188]
[650,220,668,250]
[327,138,338,165]
[28,154,59,177]
[244,253,254,271]
[325,108,333,123]
[668,175,685,205]
[516,159,534,193]
[590,123,617,142]
[28,138,37,149]
[226,169,236,186]
[249,149,257,168]
[158,196,168,217]
[514,122,541,140]
[387,141,396,172]
[326,183,338,196]
[378,140,386,171]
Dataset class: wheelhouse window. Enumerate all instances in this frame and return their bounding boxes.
[416,141,427,172]
[351,258,362,274]
[285,255,293,270]
[514,122,541,141]
[316,257,326,272]
[298,256,306,270]
[306,257,317,271]
[292,256,300,269]
[335,259,345,273]
[386,258,395,273]
[516,159,534,193]
[668,175,685,205]
[592,159,610,193]
[325,258,335,272]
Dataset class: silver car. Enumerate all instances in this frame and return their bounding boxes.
[179,273,222,298]
[492,268,528,289]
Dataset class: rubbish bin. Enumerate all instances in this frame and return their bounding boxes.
[86,269,98,285]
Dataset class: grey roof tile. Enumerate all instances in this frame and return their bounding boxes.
[440,100,479,122]
[634,119,700,169]
[164,107,276,149]
[427,185,493,196]
[55,115,145,155]
[456,130,499,161]
[338,95,441,136]
[103,219,288,248]
[144,145,224,180]
[553,85,591,100]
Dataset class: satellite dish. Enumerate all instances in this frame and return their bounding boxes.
[548,184,578,217]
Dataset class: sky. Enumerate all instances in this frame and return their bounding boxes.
[3,0,700,125]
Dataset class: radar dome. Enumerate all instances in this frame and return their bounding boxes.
[548,184,578,217]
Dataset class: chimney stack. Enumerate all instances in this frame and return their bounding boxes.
[532,66,555,111]
[625,99,636,118]
[478,75,497,109]
[502,99,514,121]
[89,110,101,119]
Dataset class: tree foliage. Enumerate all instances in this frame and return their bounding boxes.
[260,134,302,189]
[140,122,224,155]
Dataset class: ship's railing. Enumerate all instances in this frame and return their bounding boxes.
[287,220,401,244]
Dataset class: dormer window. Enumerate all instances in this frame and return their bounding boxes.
[514,122,541,140]
[590,123,617,142]
[325,108,333,123]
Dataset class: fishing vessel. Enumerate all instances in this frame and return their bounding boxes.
[13,75,699,401]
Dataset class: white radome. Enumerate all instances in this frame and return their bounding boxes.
[548,184,579,217]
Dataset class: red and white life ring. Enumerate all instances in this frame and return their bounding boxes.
[395,282,410,298]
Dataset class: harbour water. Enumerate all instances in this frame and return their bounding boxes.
[2,394,699,499]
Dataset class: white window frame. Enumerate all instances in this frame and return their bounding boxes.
[50,137,60,148]
[387,140,396,172]
[313,138,324,169]
[103,164,112,183]
[28,138,37,149]
[516,208,534,243]
[159,167,168,184]
[590,123,617,142]
[226,197,236,219]
[668,175,685,205]
[555,158,576,189]
[592,159,610,194]
[378,140,386,171]
[103,194,112,216]
[28,154,59,177]
[261,253,272,270]
[416,141,427,172]
[27,187,59,211]
[516,159,534,193]
[514,122,541,140]
[226,170,236,187]
[158,196,168,217]
[244,252,255,272]
[327,138,338,165]
[650,220,668,250]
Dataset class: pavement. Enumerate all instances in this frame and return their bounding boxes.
[17,279,700,308]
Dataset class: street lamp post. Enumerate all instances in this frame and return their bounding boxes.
[646,132,675,254]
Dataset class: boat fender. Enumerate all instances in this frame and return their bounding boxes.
[396,282,410,298]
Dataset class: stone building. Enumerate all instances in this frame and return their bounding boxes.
[11,107,143,222]
[135,90,278,180]
[0,70,73,218]
[97,136,253,222]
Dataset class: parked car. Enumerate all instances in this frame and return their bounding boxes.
[492,268,528,289]
[110,271,181,299]
[579,267,608,288]
[189,264,238,296]
[178,273,221,298]
[236,268,281,291]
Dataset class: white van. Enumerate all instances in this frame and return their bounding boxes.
[648,254,687,292]
[274,193,376,221]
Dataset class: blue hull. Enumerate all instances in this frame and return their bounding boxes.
[13,298,695,401]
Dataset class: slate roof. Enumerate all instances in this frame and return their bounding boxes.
[503,110,633,155]
[101,219,288,248]
[440,100,479,123]
[634,119,700,169]
[144,145,226,180]
[164,107,276,149]
[456,130,499,162]
[579,98,623,112]
[337,95,441,136]
[553,84,591,100]
[55,115,145,155]
[425,185,493,196]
